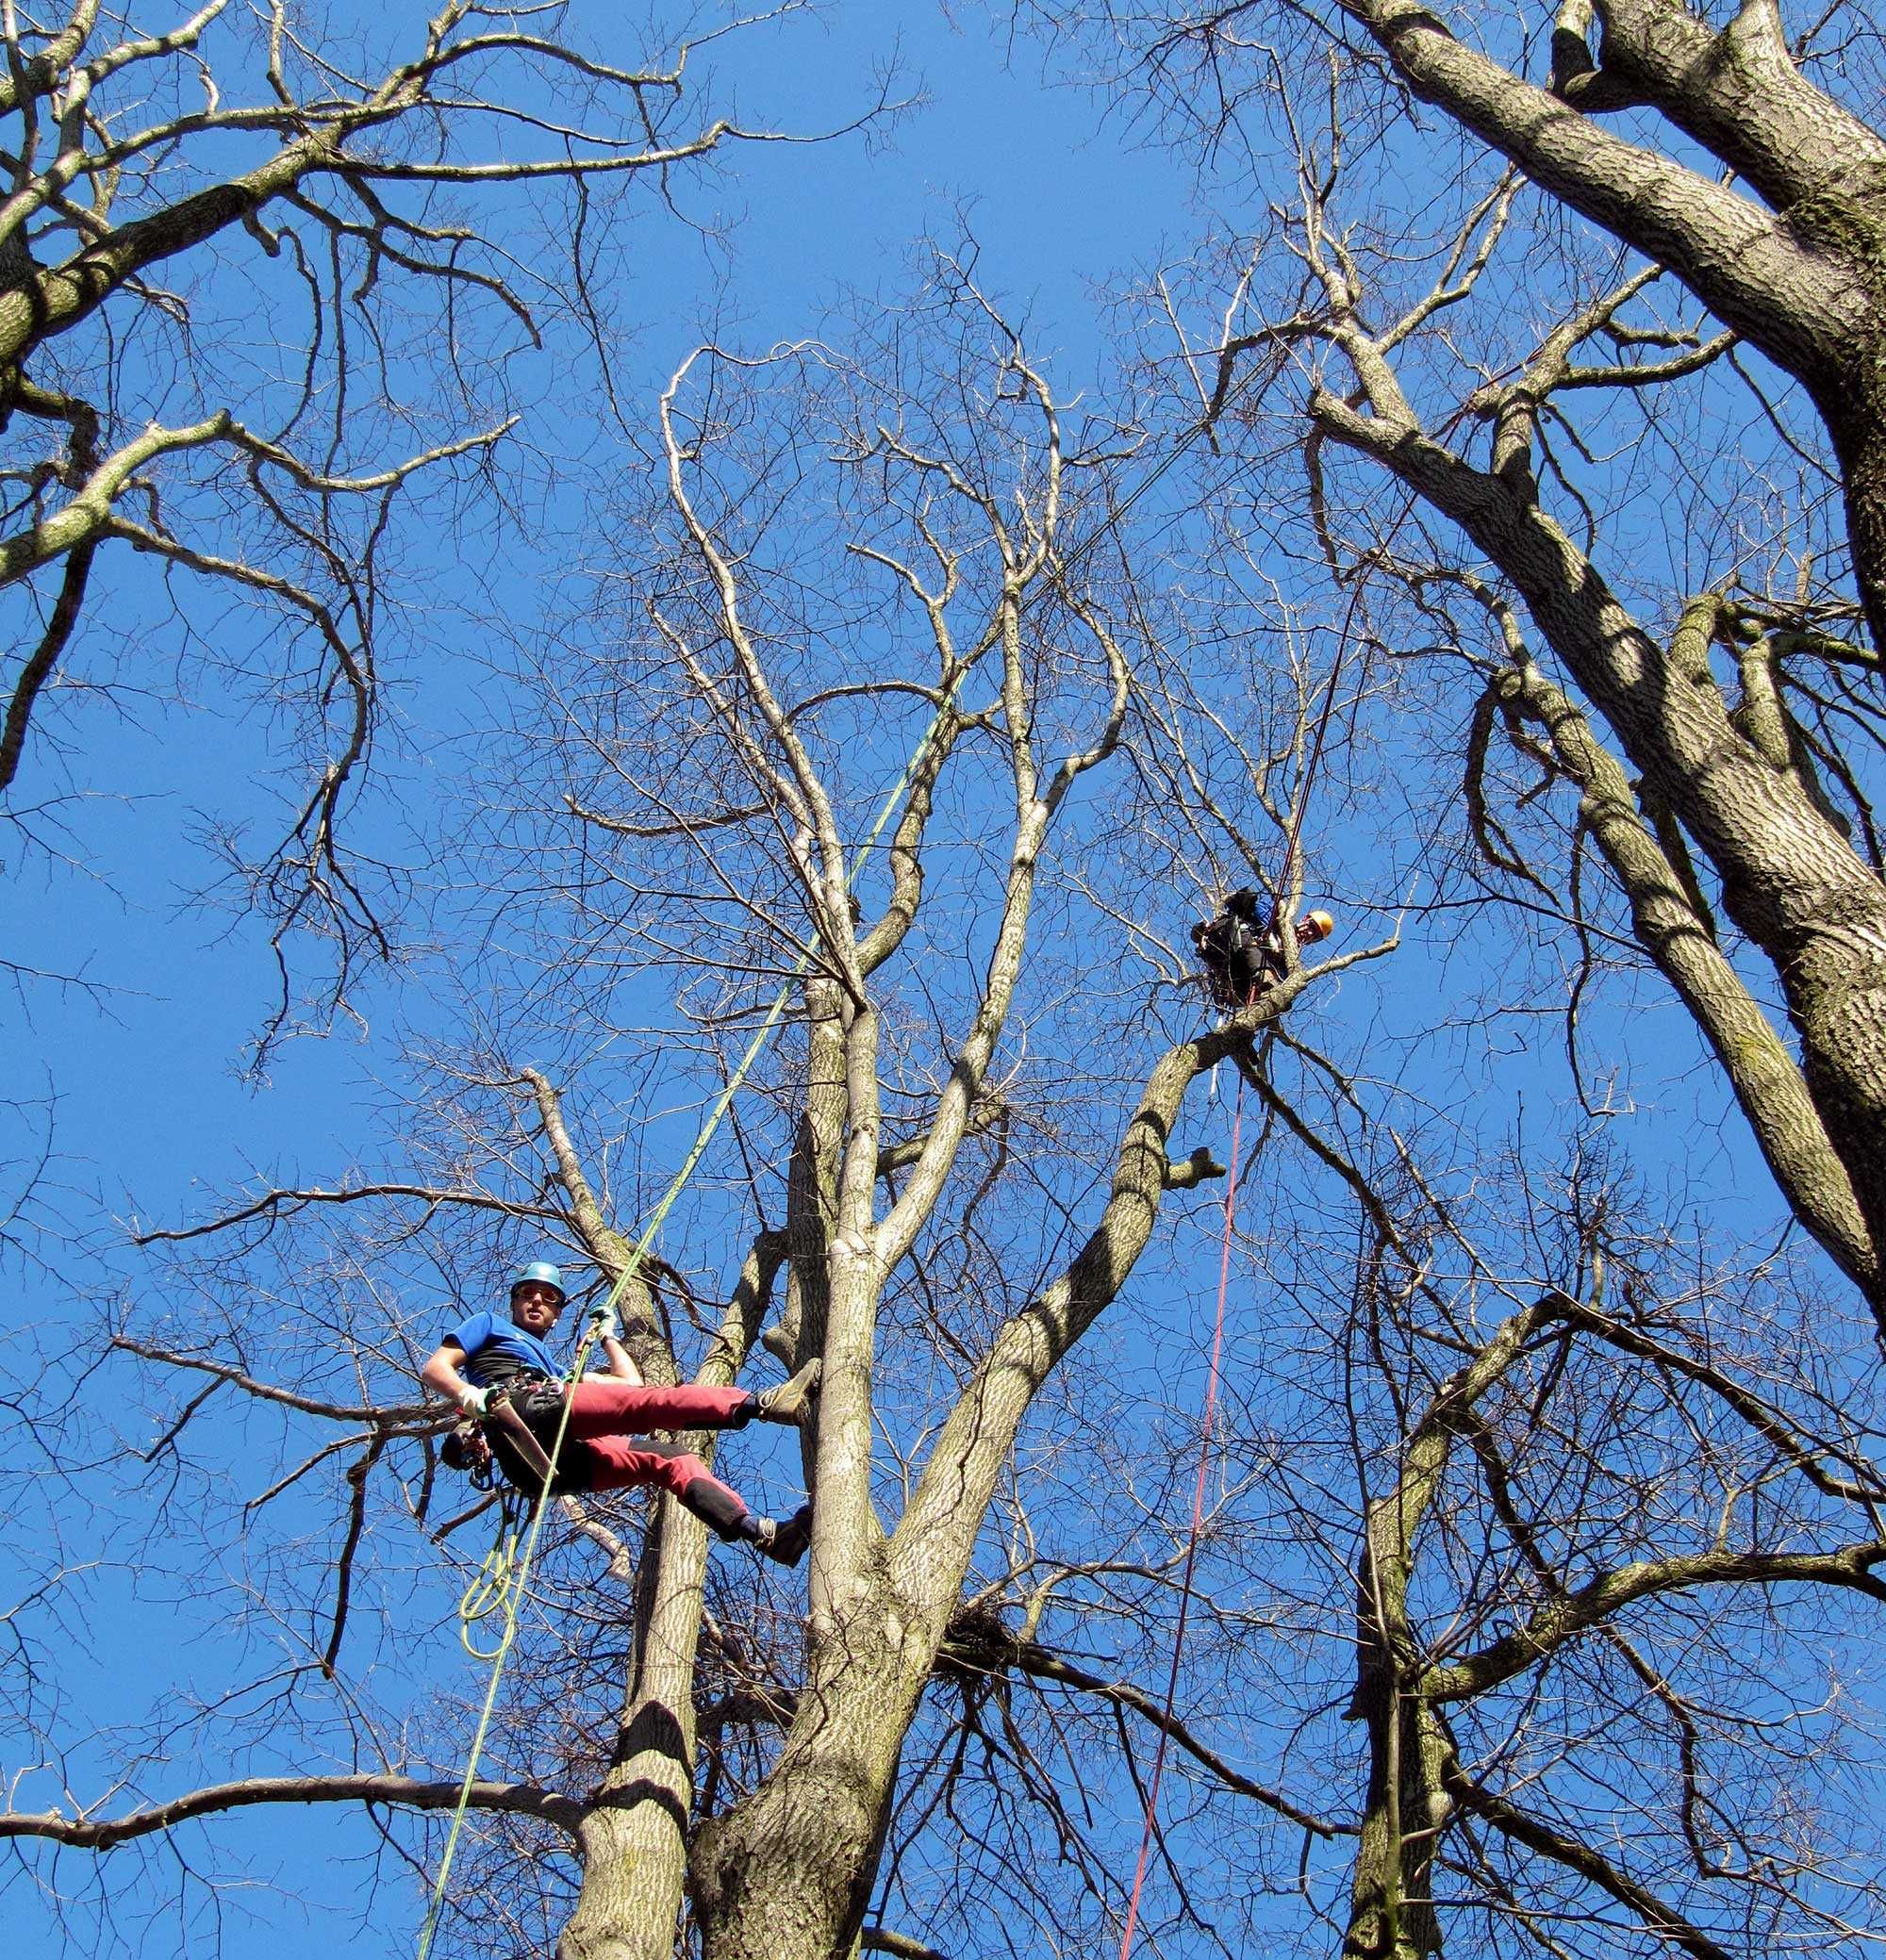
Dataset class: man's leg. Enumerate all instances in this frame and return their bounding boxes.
[564,1361,819,1437]
[582,1436,809,1564]
[564,1381,751,1436]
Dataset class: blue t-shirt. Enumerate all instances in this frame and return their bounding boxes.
[443,1309,561,1387]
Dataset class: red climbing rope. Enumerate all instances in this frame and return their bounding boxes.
[1116,1068,1247,1959]
[1117,616,1358,1952]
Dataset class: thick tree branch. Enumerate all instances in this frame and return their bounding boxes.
[109,1335,436,1427]
[1310,384,1886,1314]
[889,952,1370,1598]
[860,1931,951,1960]
[0,1772,582,1849]
[1426,1540,1886,1701]
[0,413,230,586]
[1336,0,1870,374]
[0,533,93,792]
[1494,657,1877,1291]
[1445,1758,1731,1960]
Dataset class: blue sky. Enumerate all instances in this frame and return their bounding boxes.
[3,9,1218,1954]
[3,5,1848,1955]
[8,6,1201,1225]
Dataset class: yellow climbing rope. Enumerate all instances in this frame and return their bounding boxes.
[455,1498,525,1661]
[414,678,968,1958]
[415,358,1276,1952]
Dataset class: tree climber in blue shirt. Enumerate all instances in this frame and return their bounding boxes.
[422,1260,819,1565]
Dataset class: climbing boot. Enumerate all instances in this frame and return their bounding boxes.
[753,1359,821,1426]
[753,1504,814,1567]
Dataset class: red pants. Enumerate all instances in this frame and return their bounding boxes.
[560,1380,753,1521]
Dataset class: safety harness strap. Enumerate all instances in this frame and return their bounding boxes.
[484,1392,557,1490]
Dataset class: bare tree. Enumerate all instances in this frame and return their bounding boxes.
[0,0,852,1041]
[27,0,1886,1940]
[1248,1077,1886,1960]
[4,274,1379,1956]
[1004,0,1886,1952]
[1029,0,1886,1326]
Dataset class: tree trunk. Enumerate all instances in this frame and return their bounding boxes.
[1344,1644,1450,1960]
[559,1502,715,1960]
[1828,359,1886,700]
[1311,387,1886,1319]
[689,1588,927,1960]
[550,1199,785,1958]
[1336,1307,1548,1955]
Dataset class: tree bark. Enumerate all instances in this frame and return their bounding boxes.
[558,1225,785,1960]
[558,1501,717,1960]
[1338,1304,1547,1958]
[1337,0,1886,648]
[688,980,1320,1960]
[1583,0,1886,210]
[1312,388,1886,1323]
[1343,1672,1451,1960]
[689,1595,924,1960]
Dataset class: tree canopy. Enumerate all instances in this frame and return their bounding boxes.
[8,5,1886,1959]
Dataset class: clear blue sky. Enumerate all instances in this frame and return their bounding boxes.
[10,2,1210,1226]
[3,5,1813,1954]
[5,9,1216,1954]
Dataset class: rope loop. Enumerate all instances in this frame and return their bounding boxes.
[457,1500,526,1661]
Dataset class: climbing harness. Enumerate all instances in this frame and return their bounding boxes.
[1193,894,1334,1008]
[481,1384,558,1489]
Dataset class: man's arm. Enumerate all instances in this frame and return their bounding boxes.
[595,1331,643,1386]
[583,1301,643,1386]
[421,1339,486,1413]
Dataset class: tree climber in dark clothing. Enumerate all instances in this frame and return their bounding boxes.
[421,1260,819,1565]
[1192,890,1333,1009]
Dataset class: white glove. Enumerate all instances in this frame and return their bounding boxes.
[587,1301,621,1343]
[455,1381,491,1418]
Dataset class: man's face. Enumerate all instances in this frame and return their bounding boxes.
[509,1281,565,1337]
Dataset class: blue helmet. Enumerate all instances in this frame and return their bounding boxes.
[508,1259,567,1305]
